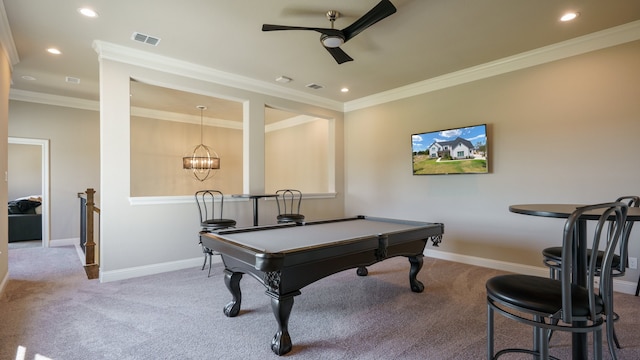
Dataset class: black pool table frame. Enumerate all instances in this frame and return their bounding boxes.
[200,215,444,355]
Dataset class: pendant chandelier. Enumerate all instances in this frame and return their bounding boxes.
[182,105,220,182]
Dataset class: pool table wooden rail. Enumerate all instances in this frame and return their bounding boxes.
[201,216,443,294]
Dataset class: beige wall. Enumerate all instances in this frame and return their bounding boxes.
[344,40,640,285]
[130,116,243,196]
[3,32,637,291]
[265,118,330,193]
[0,47,10,289]
[7,143,41,200]
[8,101,99,241]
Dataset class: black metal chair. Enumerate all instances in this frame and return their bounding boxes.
[195,190,236,276]
[275,189,305,224]
[541,195,639,357]
[487,202,628,360]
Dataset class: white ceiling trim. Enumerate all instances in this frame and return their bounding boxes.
[265,114,319,133]
[131,106,242,130]
[344,20,640,113]
[92,40,344,112]
[9,20,640,116]
[9,88,98,111]
[0,0,19,66]
[8,88,294,131]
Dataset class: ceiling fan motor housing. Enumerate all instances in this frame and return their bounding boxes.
[320,33,344,48]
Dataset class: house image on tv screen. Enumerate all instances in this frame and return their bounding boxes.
[428,137,476,159]
[411,124,487,175]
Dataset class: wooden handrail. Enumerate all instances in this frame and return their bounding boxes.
[78,188,100,279]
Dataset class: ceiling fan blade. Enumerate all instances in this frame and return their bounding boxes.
[325,47,354,64]
[342,0,397,42]
[263,24,328,32]
[262,24,344,38]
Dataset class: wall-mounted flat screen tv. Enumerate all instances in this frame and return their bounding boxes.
[412,124,488,175]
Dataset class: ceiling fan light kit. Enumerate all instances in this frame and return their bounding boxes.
[320,34,344,48]
[321,10,344,48]
[262,0,397,64]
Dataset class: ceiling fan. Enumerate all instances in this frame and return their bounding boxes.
[262,0,397,64]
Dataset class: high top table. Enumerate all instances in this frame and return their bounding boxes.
[509,204,640,360]
[232,194,279,226]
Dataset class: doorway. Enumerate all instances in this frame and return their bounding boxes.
[7,137,50,247]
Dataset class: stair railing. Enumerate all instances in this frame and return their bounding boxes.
[78,188,100,279]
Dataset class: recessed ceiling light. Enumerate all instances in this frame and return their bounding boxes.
[47,48,61,55]
[77,8,99,18]
[341,87,349,93]
[21,75,36,81]
[560,12,579,22]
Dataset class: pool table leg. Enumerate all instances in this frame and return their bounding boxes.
[268,291,299,356]
[223,270,243,317]
[408,254,425,293]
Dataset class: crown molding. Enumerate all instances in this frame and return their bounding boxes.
[92,40,344,112]
[9,88,243,128]
[9,88,290,130]
[0,0,19,66]
[131,106,242,130]
[344,20,640,112]
[8,20,640,115]
[265,114,318,133]
[9,88,98,111]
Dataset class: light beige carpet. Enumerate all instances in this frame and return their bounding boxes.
[1,246,639,359]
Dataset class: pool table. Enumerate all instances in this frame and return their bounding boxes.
[200,215,444,355]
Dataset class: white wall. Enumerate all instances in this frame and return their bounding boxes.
[344,40,640,289]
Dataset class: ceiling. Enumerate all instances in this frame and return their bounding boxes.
[3,0,640,116]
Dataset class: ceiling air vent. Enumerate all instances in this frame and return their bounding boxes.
[131,32,161,46]
[65,76,81,84]
[306,83,324,90]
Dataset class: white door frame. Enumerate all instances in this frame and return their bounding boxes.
[8,137,50,247]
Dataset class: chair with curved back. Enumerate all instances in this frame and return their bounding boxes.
[487,202,628,360]
[275,189,305,224]
[541,195,639,357]
[195,190,236,276]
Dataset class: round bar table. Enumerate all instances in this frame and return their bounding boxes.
[509,204,640,360]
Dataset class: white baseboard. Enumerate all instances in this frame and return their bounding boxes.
[425,248,639,295]
[49,237,78,247]
[100,255,221,283]
[69,245,638,295]
[425,248,549,276]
